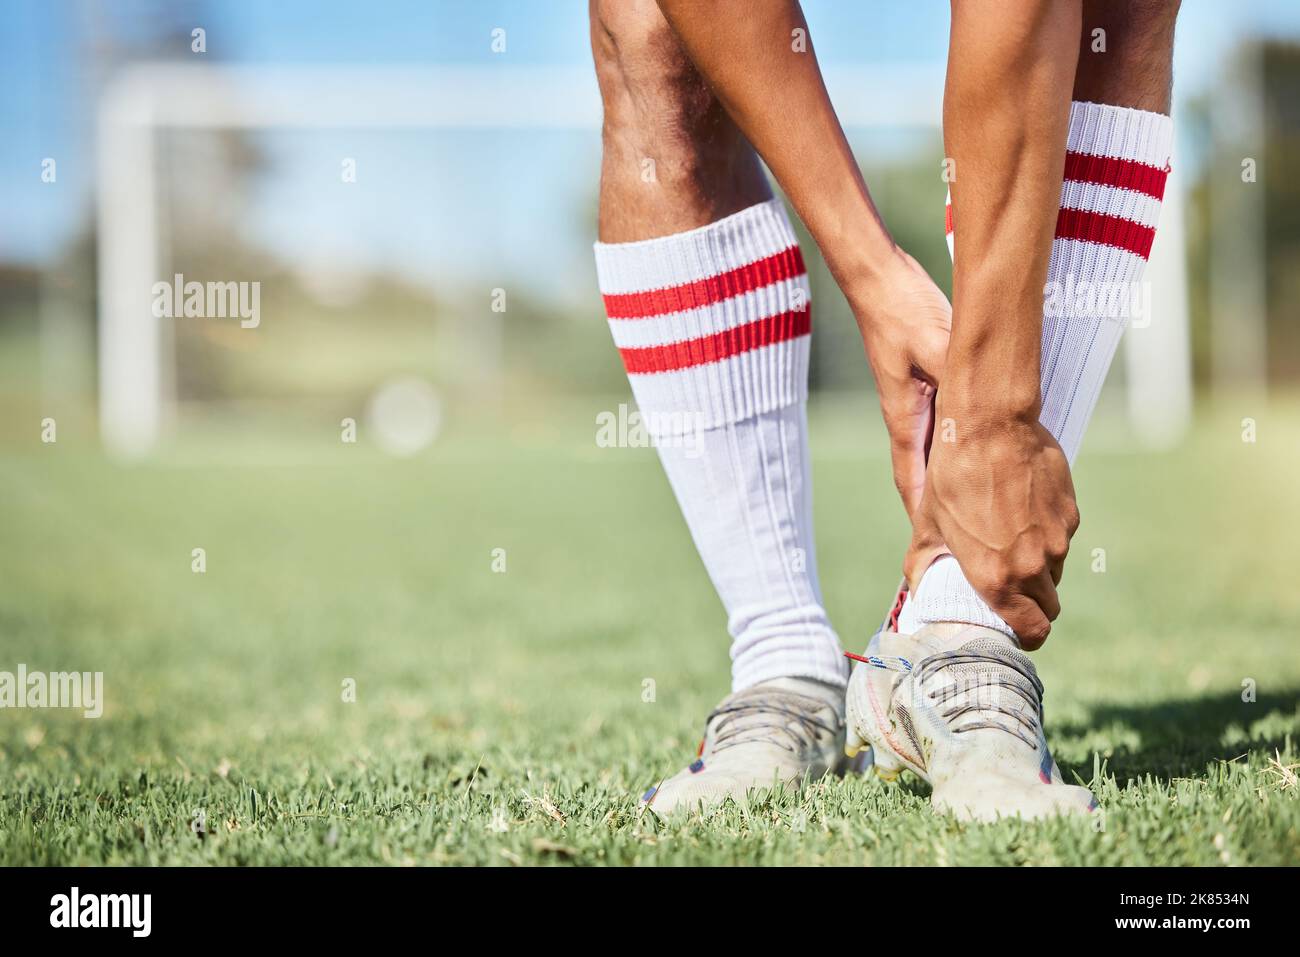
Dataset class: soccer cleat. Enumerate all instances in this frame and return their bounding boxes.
[642,676,846,816]
[845,598,1095,822]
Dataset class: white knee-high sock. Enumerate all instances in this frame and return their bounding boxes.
[900,101,1175,637]
[594,199,846,691]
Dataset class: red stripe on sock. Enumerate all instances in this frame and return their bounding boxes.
[602,246,806,320]
[1055,207,1157,259]
[618,308,810,374]
[945,154,1167,241]
[1063,151,1169,200]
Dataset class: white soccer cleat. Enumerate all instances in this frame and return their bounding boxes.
[642,677,846,816]
[845,597,1096,822]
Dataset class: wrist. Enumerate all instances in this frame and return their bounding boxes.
[936,374,1041,436]
[836,243,924,330]
[941,291,1044,426]
[803,189,905,308]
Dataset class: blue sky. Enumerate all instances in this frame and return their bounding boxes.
[5,0,1299,305]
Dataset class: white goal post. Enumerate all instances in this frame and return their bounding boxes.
[95,62,1191,458]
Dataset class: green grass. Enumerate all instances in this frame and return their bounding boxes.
[0,395,1297,866]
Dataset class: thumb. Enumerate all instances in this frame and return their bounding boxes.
[913,318,950,391]
[889,430,928,520]
[885,389,937,520]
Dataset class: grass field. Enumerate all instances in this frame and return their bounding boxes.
[1,394,1298,866]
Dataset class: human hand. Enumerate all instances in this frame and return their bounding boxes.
[847,249,952,519]
[905,411,1079,648]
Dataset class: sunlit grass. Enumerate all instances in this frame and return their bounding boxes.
[0,396,1296,865]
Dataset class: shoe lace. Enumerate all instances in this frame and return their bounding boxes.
[707,688,838,755]
[914,644,1045,749]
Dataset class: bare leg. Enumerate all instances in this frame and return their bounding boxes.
[852,0,1181,822]
[589,1,848,814]
[590,0,770,243]
[907,1,1183,643]
[1074,0,1180,113]
[590,0,848,692]
[592,0,841,694]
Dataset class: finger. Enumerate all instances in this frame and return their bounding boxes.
[890,436,928,519]
[920,390,938,465]
[1020,571,1061,623]
[1048,552,1065,586]
[1047,525,1073,585]
[913,324,950,390]
[883,390,935,519]
[997,593,1053,650]
[1064,500,1081,537]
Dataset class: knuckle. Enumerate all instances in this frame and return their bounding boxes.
[1047,534,1070,561]
[1065,504,1082,533]
[1012,556,1045,582]
[969,566,1003,593]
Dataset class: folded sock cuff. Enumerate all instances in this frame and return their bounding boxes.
[1068,100,1174,169]
[595,199,810,434]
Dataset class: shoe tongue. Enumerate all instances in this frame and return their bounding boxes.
[751,676,845,714]
[925,630,1041,716]
[704,677,842,747]
[882,626,1034,696]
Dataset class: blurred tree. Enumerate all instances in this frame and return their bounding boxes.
[1262,42,1300,383]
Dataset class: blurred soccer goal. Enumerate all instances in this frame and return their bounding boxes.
[95,62,1191,458]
